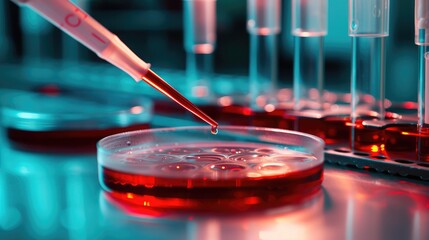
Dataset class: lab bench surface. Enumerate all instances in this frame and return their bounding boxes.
[0,129,428,240]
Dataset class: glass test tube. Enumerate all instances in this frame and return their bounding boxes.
[415,0,429,160]
[416,0,429,131]
[247,0,281,111]
[0,0,11,61]
[183,0,216,100]
[20,4,52,64]
[348,0,390,153]
[292,0,327,111]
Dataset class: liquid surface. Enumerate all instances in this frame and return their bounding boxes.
[101,142,322,180]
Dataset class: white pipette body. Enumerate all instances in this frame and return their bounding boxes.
[11,0,150,81]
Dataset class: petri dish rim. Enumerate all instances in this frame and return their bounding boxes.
[97,125,325,157]
[1,88,153,131]
[97,126,325,212]
[97,125,325,176]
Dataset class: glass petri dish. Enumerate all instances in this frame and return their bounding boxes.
[98,126,324,213]
[1,85,152,151]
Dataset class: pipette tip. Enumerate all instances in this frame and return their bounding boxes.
[141,69,219,129]
[211,125,218,135]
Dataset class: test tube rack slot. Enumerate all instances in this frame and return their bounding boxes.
[325,148,429,181]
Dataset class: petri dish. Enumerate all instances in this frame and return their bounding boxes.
[1,85,152,151]
[98,126,324,213]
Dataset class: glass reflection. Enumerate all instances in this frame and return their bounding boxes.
[0,140,99,240]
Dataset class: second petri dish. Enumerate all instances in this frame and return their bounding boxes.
[1,85,153,152]
[98,126,324,213]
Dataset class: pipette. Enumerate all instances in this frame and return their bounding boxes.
[348,0,390,153]
[11,0,218,131]
[247,0,281,111]
[62,0,90,61]
[292,0,327,111]
[183,0,216,100]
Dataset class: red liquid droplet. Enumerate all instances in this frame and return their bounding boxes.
[211,125,218,135]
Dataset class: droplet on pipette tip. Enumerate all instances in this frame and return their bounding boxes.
[211,125,218,135]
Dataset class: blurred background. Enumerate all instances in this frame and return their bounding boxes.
[0,0,417,102]
[1,2,429,240]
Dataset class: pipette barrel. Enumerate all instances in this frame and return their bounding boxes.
[348,0,389,119]
[415,0,429,45]
[183,0,216,54]
[291,0,327,111]
[423,51,429,127]
[247,0,281,110]
[183,0,216,99]
[247,0,281,36]
[348,0,389,153]
[416,0,429,130]
[292,0,327,37]
[349,0,389,37]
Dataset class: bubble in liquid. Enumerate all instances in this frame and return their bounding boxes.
[164,147,203,154]
[257,162,288,171]
[351,20,359,32]
[255,148,276,154]
[129,154,181,163]
[210,163,246,171]
[373,6,381,17]
[212,147,253,154]
[229,153,270,162]
[272,155,315,163]
[126,141,131,146]
[185,153,226,163]
[121,157,150,166]
[161,162,199,172]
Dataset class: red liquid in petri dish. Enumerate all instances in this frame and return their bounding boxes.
[6,123,151,153]
[99,142,323,213]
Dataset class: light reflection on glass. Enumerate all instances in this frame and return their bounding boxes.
[0,142,98,239]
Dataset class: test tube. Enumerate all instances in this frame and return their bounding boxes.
[183,0,216,100]
[0,0,11,61]
[292,0,327,111]
[348,0,389,153]
[416,0,429,160]
[416,0,429,131]
[247,0,281,111]
[19,3,53,63]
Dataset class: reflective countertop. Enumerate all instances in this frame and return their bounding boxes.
[1,127,428,240]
